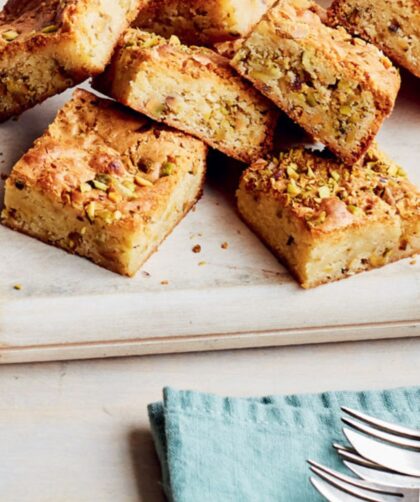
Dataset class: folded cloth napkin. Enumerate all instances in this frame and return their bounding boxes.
[148,386,420,502]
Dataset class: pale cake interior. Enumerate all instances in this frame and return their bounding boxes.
[232,0,400,164]
[238,188,401,288]
[134,0,275,45]
[94,30,277,163]
[4,165,205,276]
[237,146,420,288]
[2,89,207,276]
[329,0,420,77]
[0,0,144,120]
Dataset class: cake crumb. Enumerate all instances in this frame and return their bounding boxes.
[160,280,169,285]
[192,244,201,253]
[410,259,417,265]
[198,261,207,266]
[221,241,229,250]
[13,284,22,290]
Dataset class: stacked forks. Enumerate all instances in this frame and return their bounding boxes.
[308,407,420,501]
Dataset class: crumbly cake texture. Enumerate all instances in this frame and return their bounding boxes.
[231,0,401,165]
[1,89,207,277]
[133,0,276,46]
[328,0,420,78]
[237,146,420,288]
[93,29,278,164]
[0,0,146,122]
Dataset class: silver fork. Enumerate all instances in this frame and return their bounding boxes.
[341,407,420,477]
[333,444,420,489]
[309,407,420,500]
[308,460,420,501]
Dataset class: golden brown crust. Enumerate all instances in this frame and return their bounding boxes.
[237,145,420,288]
[328,0,420,78]
[93,29,279,163]
[231,0,401,165]
[241,146,419,235]
[0,0,147,121]
[2,89,208,276]
[133,0,276,46]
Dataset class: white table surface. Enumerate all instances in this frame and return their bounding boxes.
[1,338,420,502]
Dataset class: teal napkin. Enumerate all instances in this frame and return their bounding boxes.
[148,386,420,502]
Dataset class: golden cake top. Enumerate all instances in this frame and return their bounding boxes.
[121,28,236,70]
[238,0,400,97]
[8,89,207,228]
[0,0,72,47]
[241,146,420,233]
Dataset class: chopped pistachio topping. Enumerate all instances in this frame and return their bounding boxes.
[243,146,414,231]
[108,191,122,203]
[287,180,301,197]
[318,186,330,199]
[348,205,365,217]
[169,35,181,46]
[161,162,176,177]
[122,180,136,192]
[92,179,108,191]
[80,182,92,193]
[41,24,59,34]
[86,201,96,222]
[2,30,19,42]
[135,175,153,187]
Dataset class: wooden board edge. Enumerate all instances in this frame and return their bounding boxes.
[0,321,418,364]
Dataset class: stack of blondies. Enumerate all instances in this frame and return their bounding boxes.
[1,0,419,288]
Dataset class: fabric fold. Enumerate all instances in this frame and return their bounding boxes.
[148,386,420,502]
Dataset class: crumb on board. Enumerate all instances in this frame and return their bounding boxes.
[142,271,151,278]
[410,259,417,266]
[192,244,201,253]
[198,261,206,266]
[221,242,229,250]
[13,284,22,290]
[160,280,169,285]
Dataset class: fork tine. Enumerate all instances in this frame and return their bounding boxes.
[342,407,420,440]
[344,427,420,477]
[336,446,388,470]
[308,462,401,502]
[344,461,420,489]
[342,417,420,450]
[310,476,372,502]
[308,460,403,495]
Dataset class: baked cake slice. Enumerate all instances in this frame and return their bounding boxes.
[328,0,420,78]
[93,29,278,164]
[237,146,420,288]
[0,0,147,121]
[133,0,275,46]
[1,89,207,276]
[231,0,401,165]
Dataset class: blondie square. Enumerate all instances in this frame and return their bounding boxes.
[1,89,207,276]
[329,0,420,78]
[0,0,146,121]
[237,146,420,288]
[93,29,278,164]
[231,0,401,165]
[133,0,275,46]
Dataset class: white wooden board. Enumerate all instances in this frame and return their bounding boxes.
[0,71,419,364]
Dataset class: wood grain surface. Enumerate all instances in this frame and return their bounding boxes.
[0,59,419,364]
